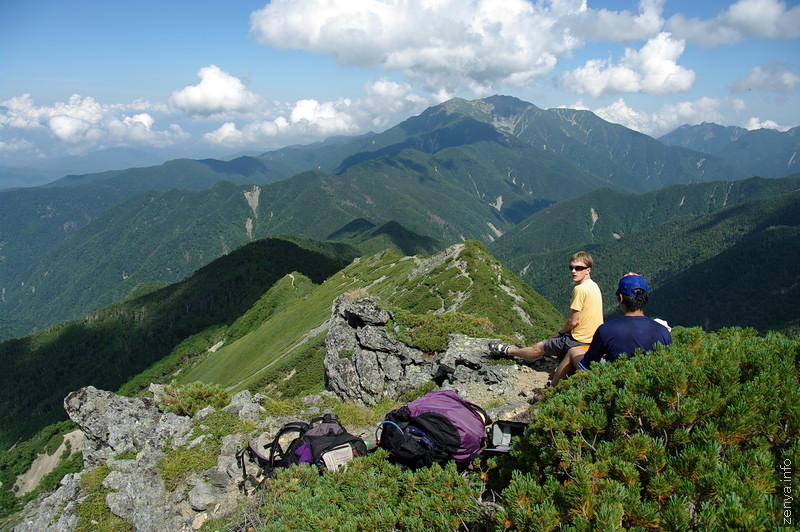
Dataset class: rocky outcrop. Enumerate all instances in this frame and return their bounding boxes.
[13,387,268,532]
[325,294,552,418]
[325,294,435,405]
[64,386,194,467]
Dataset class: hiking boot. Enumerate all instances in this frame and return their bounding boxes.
[487,341,513,359]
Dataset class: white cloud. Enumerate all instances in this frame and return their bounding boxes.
[557,32,695,97]
[123,113,155,130]
[361,78,428,128]
[567,0,665,41]
[0,137,35,153]
[733,61,800,93]
[290,98,359,135]
[0,93,187,152]
[49,115,97,143]
[169,65,262,116]
[204,122,244,146]
[667,0,800,47]
[589,97,727,137]
[249,0,585,95]
[745,117,790,131]
[0,94,48,129]
[202,79,433,148]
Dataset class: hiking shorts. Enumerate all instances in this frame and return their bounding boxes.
[542,333,587,357]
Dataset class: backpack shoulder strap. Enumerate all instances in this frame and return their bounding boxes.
[266,421,310,469]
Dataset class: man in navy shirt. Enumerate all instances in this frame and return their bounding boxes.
[578,272,672,370]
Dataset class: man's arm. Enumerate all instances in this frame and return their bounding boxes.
[557,309,581,335]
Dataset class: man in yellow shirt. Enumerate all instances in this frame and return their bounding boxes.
[489,251,603,386]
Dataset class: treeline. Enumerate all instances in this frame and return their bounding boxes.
[0,238,347,448]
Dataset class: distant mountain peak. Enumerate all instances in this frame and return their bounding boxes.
[436,95,536,136]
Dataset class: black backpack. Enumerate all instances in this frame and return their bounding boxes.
[376,390,490,469]
[237,414,367,493]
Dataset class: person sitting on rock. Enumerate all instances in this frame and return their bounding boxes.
[488,251,603,387]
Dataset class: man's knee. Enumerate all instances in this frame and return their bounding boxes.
[568,346,587,365]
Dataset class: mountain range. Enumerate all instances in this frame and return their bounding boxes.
[1,94,799,448]
[5,95,796,341]
[659,122,800,178]
[2,95,799,529]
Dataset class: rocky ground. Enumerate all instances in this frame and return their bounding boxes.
[12,294,559,531]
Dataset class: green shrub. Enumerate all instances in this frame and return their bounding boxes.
[392,309,495,353]
[221,451,488,531]
[159,445,219,492]
[157,380,231,417]
[496,327,800,530]
[398,380,438,403]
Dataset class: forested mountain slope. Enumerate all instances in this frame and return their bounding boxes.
[503,188,800,334]
[0,96,780,340]
[0,239,561,451]
[660,122,800,177]
[0,157,295,319]
[490,175,800,262]
[0,238,350,448]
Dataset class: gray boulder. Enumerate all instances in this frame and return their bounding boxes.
[325,294,552,417]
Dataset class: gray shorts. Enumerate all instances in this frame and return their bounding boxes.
[542,334,587,357]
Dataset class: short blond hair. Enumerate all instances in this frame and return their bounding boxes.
[570,251,593,269]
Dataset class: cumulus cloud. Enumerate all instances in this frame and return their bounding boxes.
[733,61,800,93]
[587,96,728,136]
[169,65,262,116]
[567,0,665,41]
[557,32,695,97]
[250,0,586,95]
[745,116,791,131]
[667,0,800,47]
[0,93,185,152]
[202,78,432,148]
[203,122,244,146]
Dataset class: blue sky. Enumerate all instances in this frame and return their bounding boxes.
[2,0,799,169]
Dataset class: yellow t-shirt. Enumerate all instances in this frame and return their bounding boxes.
[569,278,603,344]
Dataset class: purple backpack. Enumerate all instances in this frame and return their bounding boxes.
[377,390,490,468]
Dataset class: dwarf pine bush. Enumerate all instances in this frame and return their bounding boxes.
[220,450,489,531]
[496,327,800,531]
[157,380,231,417]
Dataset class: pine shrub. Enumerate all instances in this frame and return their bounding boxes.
[222,451,488,531]
[157,380,231,417]
[496,327,800,530]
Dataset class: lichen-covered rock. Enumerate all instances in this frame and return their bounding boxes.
[64,386,193,466]
[325,294,440,405]
[13,473,81,532]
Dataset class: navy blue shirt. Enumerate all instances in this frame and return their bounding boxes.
[580,315,672,369]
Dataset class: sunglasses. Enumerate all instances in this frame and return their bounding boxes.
[569,265,589,271]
